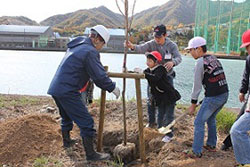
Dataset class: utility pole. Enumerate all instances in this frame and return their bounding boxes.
[237,3,244,52]
[194,0,199,37]
[226,0,234,55]
[197,0,202,36]
[247,12,250,30]
[214,0,221,53]
[204,0,210,41]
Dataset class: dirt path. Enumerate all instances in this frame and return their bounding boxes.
[0,94,238,167]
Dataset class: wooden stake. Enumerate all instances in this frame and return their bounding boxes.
[135,78,146,163]
[97,66,108,152]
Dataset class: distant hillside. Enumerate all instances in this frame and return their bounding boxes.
[0,16,39,25]
[39,13,74,27]
[132,0,196,27]
[40,6,124,30]
[1,0,248,34]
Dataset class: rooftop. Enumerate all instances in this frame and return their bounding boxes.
[0,25,50,34]
[84,27,125,36]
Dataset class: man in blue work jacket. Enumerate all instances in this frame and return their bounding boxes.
[48,25,120,161]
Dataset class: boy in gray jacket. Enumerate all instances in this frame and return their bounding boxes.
[126,24,182,129]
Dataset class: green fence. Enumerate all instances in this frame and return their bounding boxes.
[194,0,250,55]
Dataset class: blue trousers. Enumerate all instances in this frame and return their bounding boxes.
[147,74,175,128]
[230,112,250,164]
[192,92,228,154]
[53,95,96,138]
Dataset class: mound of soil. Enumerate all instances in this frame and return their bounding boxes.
[0,114,62,165]
[0,95,240,167]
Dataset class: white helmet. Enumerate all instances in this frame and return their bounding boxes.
[91,25,110,44]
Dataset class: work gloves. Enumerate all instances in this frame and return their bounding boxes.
[112,87,120,99]
[134,67,143,74]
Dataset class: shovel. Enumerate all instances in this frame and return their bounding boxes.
[158,100,203,134]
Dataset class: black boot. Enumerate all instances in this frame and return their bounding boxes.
[61,130,76,148]
[82,136,110,161]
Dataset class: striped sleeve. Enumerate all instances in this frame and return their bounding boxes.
[191,57,204,104]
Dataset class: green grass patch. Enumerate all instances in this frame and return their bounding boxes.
[32,156,63,167]
[216,108,237,133]
[0,95,41,108]
[16,96,40,105]
[0,97,5,108]
[107,156,124,167]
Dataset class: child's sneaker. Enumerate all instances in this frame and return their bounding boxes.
[203,145,216,152]
[183,149,202,158]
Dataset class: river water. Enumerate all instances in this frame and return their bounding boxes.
[0,50,245,108]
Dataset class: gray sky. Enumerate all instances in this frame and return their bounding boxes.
[0,0,168,23]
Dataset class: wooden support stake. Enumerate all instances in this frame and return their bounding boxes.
[135,78,146,163]
[97,66,108,152]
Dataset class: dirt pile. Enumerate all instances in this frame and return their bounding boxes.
[0,95,240,167]
[145,114,237,167]
[0,114,62,165]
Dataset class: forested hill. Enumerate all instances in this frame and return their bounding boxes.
[0,16,38,26]
[40,6,124,29]
[1,0,249,32]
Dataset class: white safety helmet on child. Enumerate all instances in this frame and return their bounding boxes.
[91,25,110,44]
[185,36,206,50]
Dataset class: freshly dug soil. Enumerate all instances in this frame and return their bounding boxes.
[0,114,62,165]
[0,94,239,167]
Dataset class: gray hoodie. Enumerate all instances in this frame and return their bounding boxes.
[134,38,182,76]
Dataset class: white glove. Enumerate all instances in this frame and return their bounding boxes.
[134,67,143,74]
[112,87,120,99]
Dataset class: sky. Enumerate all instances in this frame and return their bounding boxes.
[0,0,168,23]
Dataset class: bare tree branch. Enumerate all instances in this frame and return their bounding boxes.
[115,0,125,17]
[128,0,136,31]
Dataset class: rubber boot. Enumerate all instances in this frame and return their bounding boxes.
[61,130,76,148]
[82,136,110,161]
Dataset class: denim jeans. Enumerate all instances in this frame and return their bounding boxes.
[230,112,250,164]
[192,92,228,154]
[223,96,248,148]
[158,102,175,128]
[147,74,175,128]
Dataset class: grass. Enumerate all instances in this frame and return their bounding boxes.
[0,96,4,108]
[107,156,124,167]
[216,108,237,133]
[0,95,40,108]
[32,156,63,167]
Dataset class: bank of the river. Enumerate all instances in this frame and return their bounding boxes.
[1,47,247,59]
[0,94,240,167]
[181,51,247,60]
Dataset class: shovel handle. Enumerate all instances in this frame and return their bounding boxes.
[158,100,203,134]
[173,100,203,125]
